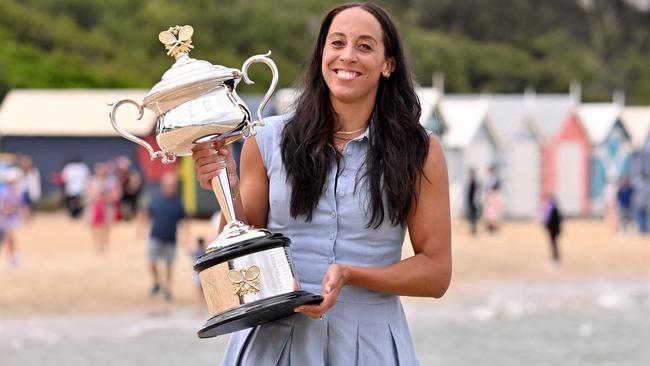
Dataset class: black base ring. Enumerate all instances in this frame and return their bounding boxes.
[198,290,323,338]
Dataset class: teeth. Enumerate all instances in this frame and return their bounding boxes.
[336,70,358,80]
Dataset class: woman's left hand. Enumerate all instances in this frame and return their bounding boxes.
[294,264,349,320]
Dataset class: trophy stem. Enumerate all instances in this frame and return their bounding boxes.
[205,154,269,252]
[211,168,236,223]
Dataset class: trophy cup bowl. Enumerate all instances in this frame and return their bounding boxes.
[108,25,322,338]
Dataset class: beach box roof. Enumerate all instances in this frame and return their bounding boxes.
[0,89,156,137]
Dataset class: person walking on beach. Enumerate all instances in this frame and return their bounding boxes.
[465,167,481,235]
[192,3,451,364]
[541,193,563,266]
[61,157,90,219]
[484,183,503,234]
[115,156,143,221]
[87,162,121,253]
[632,177,649,234]
[191,236,207,310]
[616,176,634,235]
[603,175,619,231]
[0,169,26,269]
[483,165,502,234]
[144,172,187,302]
[17,155,41,219]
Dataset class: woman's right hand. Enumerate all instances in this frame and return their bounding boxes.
[191,140,238,190]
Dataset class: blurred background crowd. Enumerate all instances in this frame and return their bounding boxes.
[0,153,144,264]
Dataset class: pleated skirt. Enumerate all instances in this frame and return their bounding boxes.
[220,296,419,366]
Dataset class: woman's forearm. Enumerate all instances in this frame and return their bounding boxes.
[342,253,451,298]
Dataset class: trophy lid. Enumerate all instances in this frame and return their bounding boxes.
[143,25,241,114]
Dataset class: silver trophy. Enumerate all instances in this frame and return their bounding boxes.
[108,25,321,338]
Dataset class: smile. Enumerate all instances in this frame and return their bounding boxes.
[334,69,361,80]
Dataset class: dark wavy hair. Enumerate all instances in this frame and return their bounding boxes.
[280,2,430,228]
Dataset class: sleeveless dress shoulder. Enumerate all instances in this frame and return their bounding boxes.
[220,114,420,365]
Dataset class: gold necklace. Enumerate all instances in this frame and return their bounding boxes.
[334,126,366,135]
[333,134,355,141]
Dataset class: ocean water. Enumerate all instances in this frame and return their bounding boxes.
[1,281,649,366]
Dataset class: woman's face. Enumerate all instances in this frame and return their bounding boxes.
[321,7,395,106]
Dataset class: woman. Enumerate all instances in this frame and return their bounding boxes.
[87,162,121,253]
[0,168,25,269]
[17,154,41,219]
[193,3,451,364]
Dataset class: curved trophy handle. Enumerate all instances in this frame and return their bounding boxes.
[108,99,176,164]
[240,50,279,137]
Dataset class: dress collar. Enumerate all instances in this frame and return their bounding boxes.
[351,127,370,142]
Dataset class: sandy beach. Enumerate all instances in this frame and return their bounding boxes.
[1,213,649,365]
[1,213,648,316]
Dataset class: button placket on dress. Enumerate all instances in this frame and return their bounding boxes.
[331,133,367,266]
[328,160,339,264]
[332,141,358,266]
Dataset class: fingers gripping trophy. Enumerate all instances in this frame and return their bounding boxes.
[108,25,322,338]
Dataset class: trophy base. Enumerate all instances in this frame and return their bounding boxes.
[198,290,323,338]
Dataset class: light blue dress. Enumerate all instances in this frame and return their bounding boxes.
[221,115,419,365]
